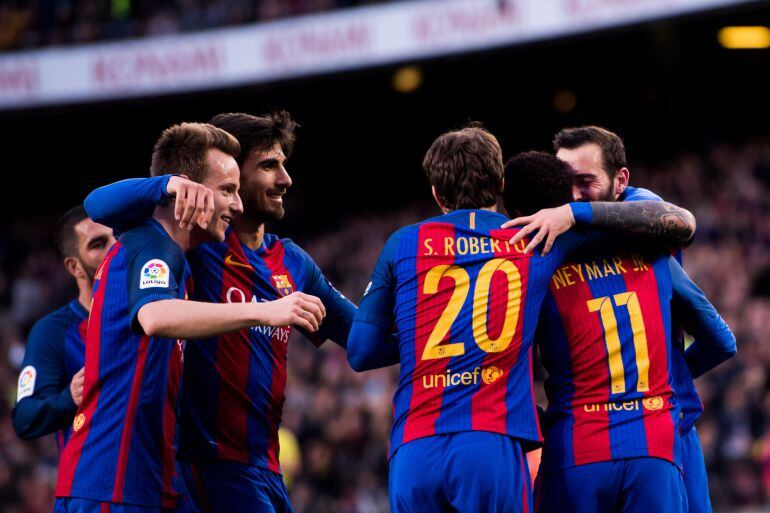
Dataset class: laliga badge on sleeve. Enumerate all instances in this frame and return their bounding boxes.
[17,365,36,401]
[140,259,170,289]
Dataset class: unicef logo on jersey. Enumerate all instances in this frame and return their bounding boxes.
[140,259,170,289]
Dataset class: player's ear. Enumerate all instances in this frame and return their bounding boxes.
[614,167,630,197]
[63,256,84,280]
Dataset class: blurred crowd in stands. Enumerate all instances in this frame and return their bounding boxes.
[1,136,770,512]
[0,0,399,51]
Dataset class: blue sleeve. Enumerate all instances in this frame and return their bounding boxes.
[621,186,664,202]
[84,176,172,233]
[126,239,187,335]
[293,244,357,348]
[347,233,401,372]
[11,317,78,439]
[668,258,736,378]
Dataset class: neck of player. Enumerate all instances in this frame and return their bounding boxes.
[152,204,194,252]
[234,217,265,251]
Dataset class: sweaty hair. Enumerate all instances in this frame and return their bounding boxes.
[503,151,574,217]
[553,126,627,179]
[422,124,503,211]
[210,111,297,166]
[150,122,240,182]
[54,205,89,258]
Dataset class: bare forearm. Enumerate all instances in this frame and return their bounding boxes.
[590,201,695,245]
[137,300,264,339]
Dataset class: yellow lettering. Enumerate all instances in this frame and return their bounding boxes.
[586,261,603,280]
[422,375,434,388]
[513,240,527,254]
[570,264,585,283]
[613,257,627,274]
[623,401,636,411]
[480,238,490,254]
[469,237,480,255]
[603,259,617,276]
[551,270,568,290]
[444,237,455,256]
[490,239,501,253]
[584,404,598,412]
[461,372,472,385]
[503,241,512,253]
[434,374,447,387]
[562,266,576,286]
[423,238,434,256]
[457,237,468,255]
[451,373,462,385]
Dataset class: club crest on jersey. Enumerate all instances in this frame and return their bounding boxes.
[272,275,294,296]
[481,366,504,385]
[73,413,86,431]
[140,259,170,289]
[642,396,664,411]
[17,365,36,401]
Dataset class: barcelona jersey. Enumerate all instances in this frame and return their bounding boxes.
[13,300,87,451]
[354,209,613,457]
[56,220,191,508]
[178,228,355,473]
[536,250,681,472]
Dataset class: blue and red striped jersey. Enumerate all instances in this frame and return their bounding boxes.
[536,251,681,471]
[12,300,87,451]
[621,186,704,433]
[353,209,610,457]
[178,228,355,473]
[56,220,191,508]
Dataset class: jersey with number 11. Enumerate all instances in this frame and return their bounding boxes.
[362,209,602,457]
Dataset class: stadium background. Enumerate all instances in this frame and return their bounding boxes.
[1,0,769,511]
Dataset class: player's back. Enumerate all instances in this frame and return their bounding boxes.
[388,209,553,456]
[56,220,189,509]
[537,249,680,470]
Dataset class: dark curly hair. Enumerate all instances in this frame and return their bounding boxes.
[210,111,297,166]
[503,151,573,217]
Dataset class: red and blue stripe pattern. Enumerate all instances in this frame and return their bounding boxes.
[388,209,574,456]
[56,226,189,508]
[538,253,680,471]
[180,230,318,473]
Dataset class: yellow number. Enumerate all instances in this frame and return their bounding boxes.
[587,291,650,394]
[422,258,521,360]
[422,265,469,360]
[473,259,521,353]
[614,292,650,392]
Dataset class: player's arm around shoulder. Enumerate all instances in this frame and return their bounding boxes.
[11,315,78,439]
[501,200,696,256]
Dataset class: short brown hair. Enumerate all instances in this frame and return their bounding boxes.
[423,125,503,210]
[54,205,89,258]
[150,122,240,182]
[210,111,297,166]
[553,126,627,179]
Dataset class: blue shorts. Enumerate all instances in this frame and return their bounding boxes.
[179,461,292,513]
[681,428,712,513]
[535,458,687,513]
[389,432,532,513]
[53,498,164,513]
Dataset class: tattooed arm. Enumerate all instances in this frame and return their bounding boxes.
[588,201,695,243]
[502,201,695,255]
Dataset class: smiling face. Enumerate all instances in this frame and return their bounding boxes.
[238,142,292,223]
[199,147,243,241]
[556,143,616,202]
